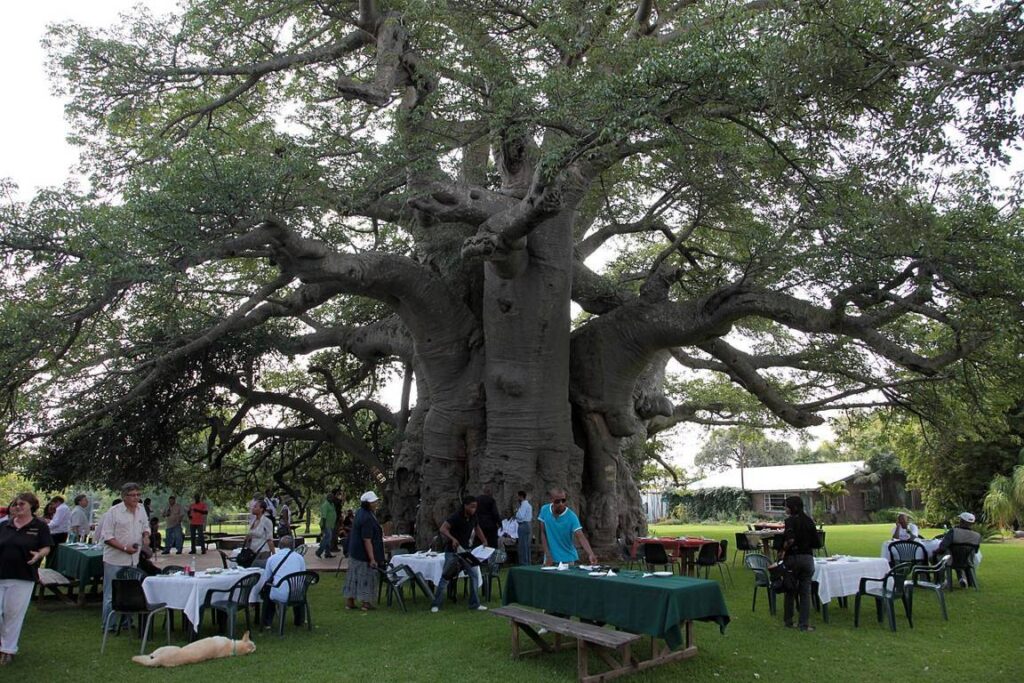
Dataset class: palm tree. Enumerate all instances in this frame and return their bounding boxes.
[817,480,850,524]
[982,466,1024,536]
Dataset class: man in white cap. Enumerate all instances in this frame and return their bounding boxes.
[938,512,982,587]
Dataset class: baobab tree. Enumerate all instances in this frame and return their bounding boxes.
[2,0,1024,553]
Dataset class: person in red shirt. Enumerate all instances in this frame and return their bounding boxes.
[187,495,209,555]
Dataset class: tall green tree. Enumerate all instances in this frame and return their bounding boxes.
[3,1,1024,552]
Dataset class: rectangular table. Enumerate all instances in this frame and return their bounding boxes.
[54,543,104,605]
[142,567,264,633]
[504,566,729,652]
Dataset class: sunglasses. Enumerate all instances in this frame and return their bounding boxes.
[553,498,567,504]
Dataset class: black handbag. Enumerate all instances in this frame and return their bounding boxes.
[259,548,295,600]
[769,563,799,594]
[237,540,267,568]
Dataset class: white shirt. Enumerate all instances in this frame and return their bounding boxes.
[247,515,274,553]
[49,503,72,534]
[500,518,519,540]
[261,548,307,602]
[96,503,149,566]
[70,505,90,538]
[515,499,533,524]
[892,523,919,540]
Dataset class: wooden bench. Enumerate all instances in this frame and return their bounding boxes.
[35,568,79,603]
[492,606,642,683]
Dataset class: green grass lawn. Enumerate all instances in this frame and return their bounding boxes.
[18,524,1024,681]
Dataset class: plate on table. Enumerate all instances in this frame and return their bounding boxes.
[541,566,559,571]
[651,571,673,577]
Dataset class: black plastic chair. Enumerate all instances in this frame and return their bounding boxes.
[266,570,320,636]
[199,572,261,638]
[815,530,829,556]
[715,539,734,585]
[945,543,980,590]
[217,550,231,569]
[480,553,504,602]
[695,542,726,582]
[643,542,673,573]
[744,553,776,615]
[734,532,759,567]
[100,578,170,654]
[854,564,913,631]
[619,539,641,570]
[770,533,786,560]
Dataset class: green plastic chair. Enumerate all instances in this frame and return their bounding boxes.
[199,571,261,638]
[854,563,913,631]
[744,553,776,615]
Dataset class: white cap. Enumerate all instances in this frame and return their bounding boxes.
[959,512,976,524]
[360,491,379,503]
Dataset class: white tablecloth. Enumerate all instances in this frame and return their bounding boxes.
[390,553,482,587]
[143,568,264,626]
[813,557,892,604]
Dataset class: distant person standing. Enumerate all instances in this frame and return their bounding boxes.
[514,490,533,565]
[476,487,500,548]
[187,494,209,555]
[277,496,293,538]
[779,495,818,632]
[161,495,185,554]
[316,492,337,559]
[96,483,149,632]
[46,496,71,567]
[69,494,91,542]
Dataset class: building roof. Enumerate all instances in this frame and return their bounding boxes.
[688,460,865,493]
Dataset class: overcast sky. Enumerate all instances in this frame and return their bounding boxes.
[0,2,178,198]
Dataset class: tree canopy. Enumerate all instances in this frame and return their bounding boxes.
[2,0,1024,551]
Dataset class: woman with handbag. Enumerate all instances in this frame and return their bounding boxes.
[780,496,818,632]
[243,500,275,568]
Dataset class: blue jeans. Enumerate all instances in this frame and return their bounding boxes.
[518,522,532,565]
[318,528,334,556]
[431,553,481,610]
[101,563,132,631]
[164,525,184,553]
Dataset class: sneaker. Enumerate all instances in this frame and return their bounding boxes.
[959,577,968,588]
[160,551,170,555]
[537,627,548,635]
[430,607,439,613]
[323,553,335,558]
[474,605,488,611]
[799,626,815,632]
[0,653,13,665]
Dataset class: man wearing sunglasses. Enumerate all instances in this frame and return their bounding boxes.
[538,489,597,566]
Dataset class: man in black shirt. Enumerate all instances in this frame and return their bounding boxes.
[475,487,500,548]
[780,496,818,631]
[430,496,489,613]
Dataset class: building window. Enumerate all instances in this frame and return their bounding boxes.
[764,494,788,513]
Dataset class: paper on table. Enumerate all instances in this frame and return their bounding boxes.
[471,546,495,562]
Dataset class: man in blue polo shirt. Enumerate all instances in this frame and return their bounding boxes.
[538,488,597,566]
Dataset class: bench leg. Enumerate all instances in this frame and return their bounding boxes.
[510,621,520,658]
[577,639,588,682]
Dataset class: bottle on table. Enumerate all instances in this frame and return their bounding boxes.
[189,555,197,575]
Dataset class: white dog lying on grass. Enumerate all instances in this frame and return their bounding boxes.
[132,631,256,667]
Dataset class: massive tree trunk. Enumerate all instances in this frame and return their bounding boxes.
[474,210,582,523]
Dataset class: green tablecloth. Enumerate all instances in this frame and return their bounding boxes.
[55,545,104,586]
[504,566,730,650]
